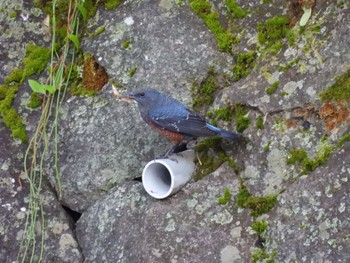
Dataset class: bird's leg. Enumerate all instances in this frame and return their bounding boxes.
[163,142,188,158]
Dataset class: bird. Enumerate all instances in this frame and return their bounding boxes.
[124,88,241,156]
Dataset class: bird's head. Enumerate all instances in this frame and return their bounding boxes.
[124,88,160,107]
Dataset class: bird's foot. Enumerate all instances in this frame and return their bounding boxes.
[152,143,188,161]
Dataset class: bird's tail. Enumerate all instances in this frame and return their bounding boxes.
[206,123,241,140]
[219,129,241,140]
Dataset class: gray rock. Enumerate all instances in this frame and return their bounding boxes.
[265,142,350,262]
[76,163,256,263]
[0,121,83,263]
[1,0,350,262]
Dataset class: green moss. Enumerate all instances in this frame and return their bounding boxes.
[23,43,50,77]
[336,133,350,148]
[319,68,350,102]
[208,103,251,132]
[194,137,234,180]
[129,66,137,77]
[0,43,50,142]
[4,68,24,84]
[266,81,279,95]
[262,0,272,3]
[27,92,43,109]
[189,0,234,52]
[122,40,131,49]
[103,0,121,10]
[218,187,232,205]
[225,0,246,19]
[177,1,184,6]
[236,183,278,217]
[286,149,308,165]
[232,52,256,81]
[266,42,283,55]
[287,30,296,46]
[191,69,219,110]
[257,16,289,48]
[263,142,271,152]
[210,103,251,133]
[0,85,16,113]
[256,115,264,129]
[236,115,251,133]
[287,144,334,174]
[252,219,268,237]
[89,25,106,38]
[278,58,299,72]
[9,11,17,19]
[2,108,28,142]
[69,85,97,96]
[251,248,276,263]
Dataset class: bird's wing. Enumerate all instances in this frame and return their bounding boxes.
[149,107,218,137]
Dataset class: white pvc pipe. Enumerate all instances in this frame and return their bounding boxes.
[142,150,195,199]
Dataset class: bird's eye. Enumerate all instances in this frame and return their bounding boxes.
[139,92,145,97]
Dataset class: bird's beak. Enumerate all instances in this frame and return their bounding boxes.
[111,85,135,104]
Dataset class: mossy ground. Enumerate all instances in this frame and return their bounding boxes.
[193,137,239,180]
[0,43,50,142]
[256,115,264,129]
[236,182,278,217]
[287,140,339,175]
[189,0,234,52]
[218,187,232,205]
[193,137,226,180]
[207,103,251,133]
[257,16,289,47]
[232,52,256,81]
[27,92,43,109]
[319,68,350,102]
[88,25,107,39]
[225,0,246,19]
[252,219,268,237]
[266,81,279,95]
[191,68,221,111]
[251,248,276,263]
[287,132,350,175]
[129,67,137,77]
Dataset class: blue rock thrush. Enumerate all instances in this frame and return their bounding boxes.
[125,88,241,155]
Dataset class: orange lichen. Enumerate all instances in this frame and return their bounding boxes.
[319,102,350,131]
[82,54,108,91]
[285,119,298,129]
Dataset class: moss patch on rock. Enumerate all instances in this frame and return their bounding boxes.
[257,16,289,54]
[225,0,246,19]
[193,137,239,180]
[236,182,278,217]
[218,187,232,205]
[0,43,50,142]
[189,0,234,52]
[27,92,43,109]
[319,68,350,102]
[286,132,350,175]
[232,52,256,81]
[266,81,279,95]
[207,103,251,133]
[191,68,221,110]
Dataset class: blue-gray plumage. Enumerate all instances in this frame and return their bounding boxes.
[125,88,241,144]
